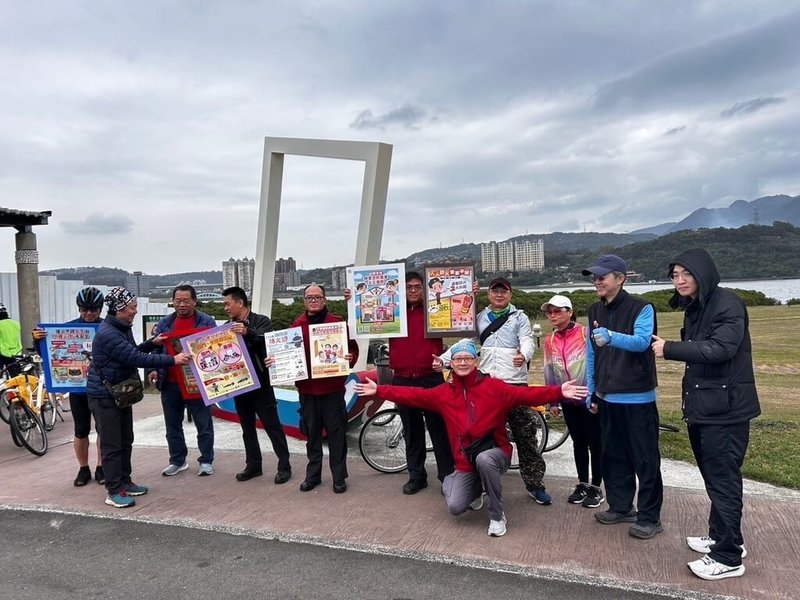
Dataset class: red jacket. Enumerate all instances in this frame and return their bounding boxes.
[378,370,563,472]
[388,302,443,378]
[293,310,359,396]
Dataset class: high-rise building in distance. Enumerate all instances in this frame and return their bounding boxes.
[480,238,544,273]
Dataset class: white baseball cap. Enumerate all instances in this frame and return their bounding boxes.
[541,295,573,311]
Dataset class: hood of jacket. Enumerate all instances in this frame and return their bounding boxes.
[668,248,720,310]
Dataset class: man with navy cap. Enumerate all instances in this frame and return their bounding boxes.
[583,254,663,540]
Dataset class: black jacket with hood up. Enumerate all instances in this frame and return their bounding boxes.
[662,249,760,426]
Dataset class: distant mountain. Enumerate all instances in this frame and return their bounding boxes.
[41,267,223,287]
[631,194,800,235]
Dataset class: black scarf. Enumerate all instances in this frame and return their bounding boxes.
[307,306,329,325]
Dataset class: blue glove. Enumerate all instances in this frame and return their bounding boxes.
[592,327,611,347]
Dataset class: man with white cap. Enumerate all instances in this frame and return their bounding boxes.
[583,254,663,540]
[356,339,588,537]
[540,294,603,508]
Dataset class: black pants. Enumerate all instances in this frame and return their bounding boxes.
[561,401,602,486]
[599,399,663,524]
[394,374,454,483]
[89,395,133,495]
[234,386,291,473]
[689,421,750,566]
[300,391,348,484]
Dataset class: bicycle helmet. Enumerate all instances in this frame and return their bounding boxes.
[76,287,104,311]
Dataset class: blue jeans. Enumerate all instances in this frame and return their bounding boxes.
[161,382,214,465]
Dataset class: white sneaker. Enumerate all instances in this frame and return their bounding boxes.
[688,555,745,580]
[197,463,214,476]
[162,462,189,476]
[469,493,485,511]
[686,536,747,558]
[488,513,507,537]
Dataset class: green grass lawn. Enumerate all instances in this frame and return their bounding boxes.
[528,305,800,490]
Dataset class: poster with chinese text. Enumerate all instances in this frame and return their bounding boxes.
[309,322,351,379]
[423,264,477,338]
[264,327,308,385]
[163,327,211,400]
[346,263,407,339]
[37,323,99,393]
[180,324,260,406]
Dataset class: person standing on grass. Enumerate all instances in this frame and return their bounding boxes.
[540,294,603,508]
[584,254,663,540]
[652,249,760,581]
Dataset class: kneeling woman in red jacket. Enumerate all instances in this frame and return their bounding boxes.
[355,339,587,538]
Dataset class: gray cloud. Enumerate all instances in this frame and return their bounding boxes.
[720,97,786,118]
[664,126,686,136]
[61,214,135,235]
[350,105,428,131]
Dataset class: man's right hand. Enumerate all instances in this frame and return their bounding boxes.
[173,353,191,365]
[432,354,444,372]
[32,327,46,341]
[343,288,352,301]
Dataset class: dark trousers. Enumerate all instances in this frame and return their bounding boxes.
[300,391,348,484]
[599,399,663,524]
[161,382,214,466]
[89,395,133,494]
[234,386,291,473]
[394,374,454,483]
[689,421,750,567]
[506,402,546,491]
[561,401,602,486]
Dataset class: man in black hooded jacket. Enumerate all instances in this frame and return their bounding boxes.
[652,248,760,581]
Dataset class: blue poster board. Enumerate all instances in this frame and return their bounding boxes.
[37,323,99,393]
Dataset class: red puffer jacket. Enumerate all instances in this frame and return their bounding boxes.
[378,370,562,472]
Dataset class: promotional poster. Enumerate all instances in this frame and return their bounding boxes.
[264,327,308,385]
[180,324,261,405]
[308,322,351,379]
[423,264,477,337]
[36,323,99,393]
[346,263,407,338]
[163,327,210,400]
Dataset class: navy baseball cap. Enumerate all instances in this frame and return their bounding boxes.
[582,254,627,277]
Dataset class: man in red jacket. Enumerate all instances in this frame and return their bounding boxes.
[345,271,454,495]
[290,284,359,494]
[355,339,587,537]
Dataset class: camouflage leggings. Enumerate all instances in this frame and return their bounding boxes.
[507,405,546,490]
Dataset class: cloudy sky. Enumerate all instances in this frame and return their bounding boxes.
[2,1,799,274]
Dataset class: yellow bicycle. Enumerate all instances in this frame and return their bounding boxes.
[0,354,51,456]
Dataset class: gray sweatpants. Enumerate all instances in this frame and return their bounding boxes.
[442,447,510,521]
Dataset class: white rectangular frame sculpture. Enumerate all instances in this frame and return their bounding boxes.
[252,137,393,368]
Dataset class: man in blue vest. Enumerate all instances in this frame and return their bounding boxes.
[584,255,663,540]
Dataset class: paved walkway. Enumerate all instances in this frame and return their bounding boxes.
[1,400,797,599]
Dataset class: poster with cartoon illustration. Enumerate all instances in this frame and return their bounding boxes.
[264,327,308,385]
[309,322,351,379]
[180,324,260,406]
[345,263,407,338]
[163,327,211,400]
[37,323,99,393]
[423,264,477,338]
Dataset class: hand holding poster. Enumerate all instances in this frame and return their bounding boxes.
[180,324,260,406]
[346,263,407,338]
[36,323,99,393]
[309,322,351,379]
[264,327,308,385]
[423,264,477,337]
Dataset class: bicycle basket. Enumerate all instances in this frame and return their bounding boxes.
[374,356,394,385]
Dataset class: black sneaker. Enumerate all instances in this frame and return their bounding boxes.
[74,466,91,487]
[94,466,106,485]
[567,483,589,504]
[594,508,637,524]
[582,485,605,508]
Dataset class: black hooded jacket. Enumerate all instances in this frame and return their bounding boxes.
[662,249,760,425]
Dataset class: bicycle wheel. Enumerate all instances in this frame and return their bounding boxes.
[0,389,11,424]
[40,393,57,432]
[543,406,570,452]
[506,424,520,471]
[9,402,48,456]
[9,419,22,447]
[530,408,548,455]
[359,408,408,473]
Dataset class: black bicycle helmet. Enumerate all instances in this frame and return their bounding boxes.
[76,286,104,310]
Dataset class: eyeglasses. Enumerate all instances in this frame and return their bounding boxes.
[451,356,476,364]
[590,273,612,282]
[489,288,510,294]
[670,270,694,281]
[173,299,194,305]
[304,295,325,302]
[406,285,423,291]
